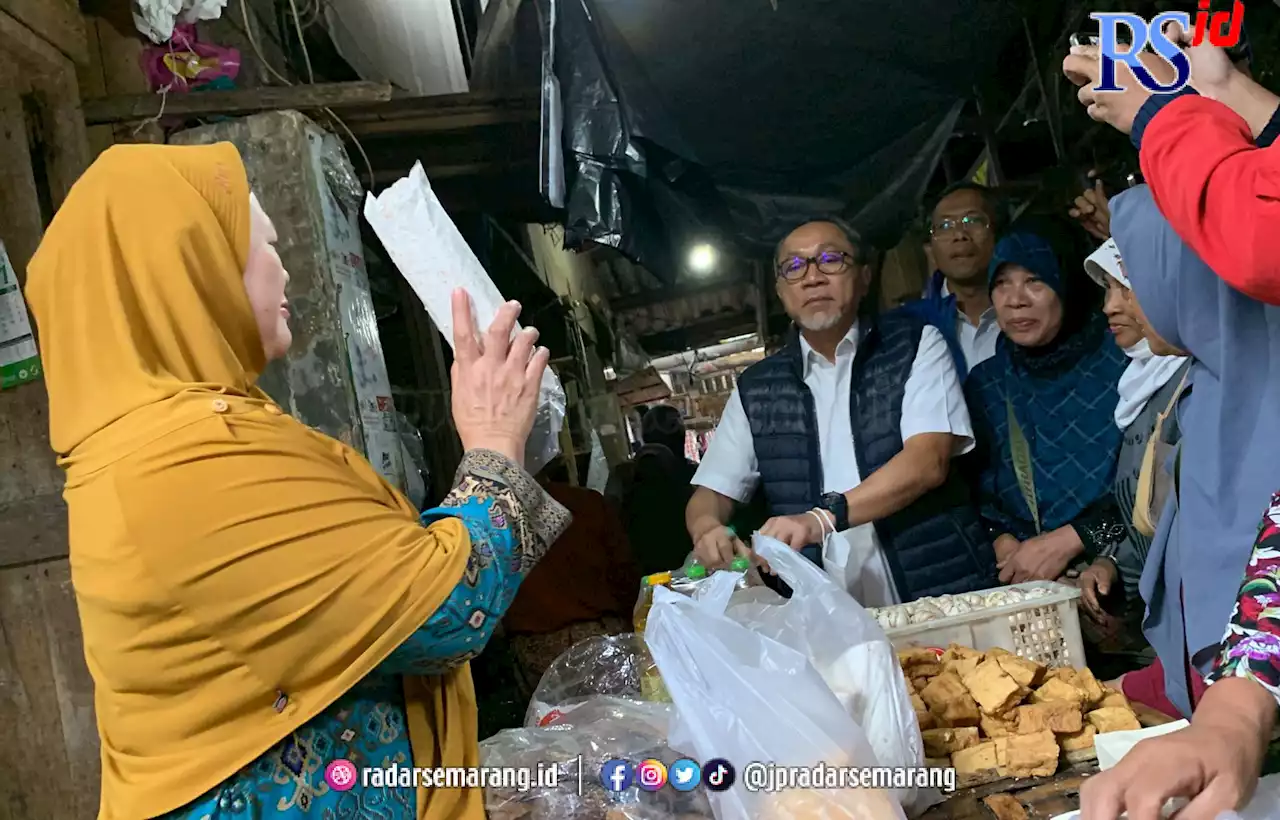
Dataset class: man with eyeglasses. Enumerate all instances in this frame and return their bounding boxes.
[685,219,997,605]
[898,182,1003,380]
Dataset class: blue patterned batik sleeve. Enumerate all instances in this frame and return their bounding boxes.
[377,449,571,676]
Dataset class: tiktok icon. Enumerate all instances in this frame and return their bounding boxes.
[701,758,736,792]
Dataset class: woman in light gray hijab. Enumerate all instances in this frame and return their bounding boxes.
[1074,239,1190,680]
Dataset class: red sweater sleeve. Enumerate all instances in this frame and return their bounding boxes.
[1140,94,1280,305]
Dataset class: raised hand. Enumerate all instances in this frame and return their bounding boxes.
[449,289,550,465]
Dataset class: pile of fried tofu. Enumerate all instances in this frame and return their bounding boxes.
[899,644,1143,780]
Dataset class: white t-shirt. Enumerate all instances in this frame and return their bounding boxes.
[692,323,973,606]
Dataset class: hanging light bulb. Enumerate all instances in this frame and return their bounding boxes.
[687,243,717,274]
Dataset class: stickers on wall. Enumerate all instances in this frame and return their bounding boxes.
[307,131,407,492]
[0,242,41,390]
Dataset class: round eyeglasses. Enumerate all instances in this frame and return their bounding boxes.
[775,251,855,281]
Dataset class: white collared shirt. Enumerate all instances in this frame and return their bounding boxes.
[692,323,973,606]
[939,279,999,370]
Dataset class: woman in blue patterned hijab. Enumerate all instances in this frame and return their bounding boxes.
[965,232,1130,588]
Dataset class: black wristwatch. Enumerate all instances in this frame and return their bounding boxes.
[818,492,849,532]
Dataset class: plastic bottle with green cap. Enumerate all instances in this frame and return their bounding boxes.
[730,556,751,573]
[685,563,708,580]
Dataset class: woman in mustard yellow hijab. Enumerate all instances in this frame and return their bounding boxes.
[24,143,570,819]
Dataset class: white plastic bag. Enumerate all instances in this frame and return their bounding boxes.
[363,163,566,474]
[727,536,925,809]
[646,547,910,820]
[134,0,227,43]
[822,524,875,597]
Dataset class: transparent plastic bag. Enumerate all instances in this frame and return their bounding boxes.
[646,543,910,820]
[524,634,648,727]
[482,697,712,820]
[364,163,566,473]
[394,412,429,509]
[585,428,610,493]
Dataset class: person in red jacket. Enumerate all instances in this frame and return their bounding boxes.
[1063,28,1280,305]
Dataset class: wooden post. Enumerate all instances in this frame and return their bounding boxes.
[753,259,769,342]
[397,275,463,495]
[77,14,162,157]
[0,7,98,818]
[82,81,395,125]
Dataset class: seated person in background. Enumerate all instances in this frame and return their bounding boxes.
[1075,239,1190,677]
[606,404,698,576]
[966,233,1130,587]
[687,218,996,605]
[505,457,642,695]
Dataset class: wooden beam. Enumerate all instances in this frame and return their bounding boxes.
[0,7,74,80]
[371,159,538,186]
[347,107,538,137]
[0,0,87,66]
[341,89,537,118]
[337,90,538,137]
[617,383,672,406]
[611,277,750,311]
[81,81,394,125]
[638,311,758,356]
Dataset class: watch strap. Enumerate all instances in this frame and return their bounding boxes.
[819,492,849,531]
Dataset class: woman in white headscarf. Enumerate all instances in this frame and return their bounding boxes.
[1075,238,1190,692]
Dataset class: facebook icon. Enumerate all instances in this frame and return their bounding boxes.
[600,759,633,792]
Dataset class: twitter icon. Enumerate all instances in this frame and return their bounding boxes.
[669,759,701,792]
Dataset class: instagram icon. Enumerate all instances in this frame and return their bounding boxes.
[635,759,668,791]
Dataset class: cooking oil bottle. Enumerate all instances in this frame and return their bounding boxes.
[634,572,673,702]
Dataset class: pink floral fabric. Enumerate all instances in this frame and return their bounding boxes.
[1210,491,1280,702]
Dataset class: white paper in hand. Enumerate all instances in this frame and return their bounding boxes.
[363,162,565,473]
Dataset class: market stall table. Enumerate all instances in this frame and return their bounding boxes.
[921,702,1176,819]
[921,765,1093,819]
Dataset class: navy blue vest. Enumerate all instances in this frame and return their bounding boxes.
[737,313,997,601]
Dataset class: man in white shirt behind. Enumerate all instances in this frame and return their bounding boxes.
[900,183,1004,380]
[685,219,997,605]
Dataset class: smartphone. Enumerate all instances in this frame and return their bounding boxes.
[1091,163,1142,195]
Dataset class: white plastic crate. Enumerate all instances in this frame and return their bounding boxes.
[881,581,1086,668]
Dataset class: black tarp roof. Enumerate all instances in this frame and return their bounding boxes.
[474,0,1074,284]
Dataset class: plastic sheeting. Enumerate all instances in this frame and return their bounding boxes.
[134,0,228,43]
[473,0,1021,280]
[324,0,468,97]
